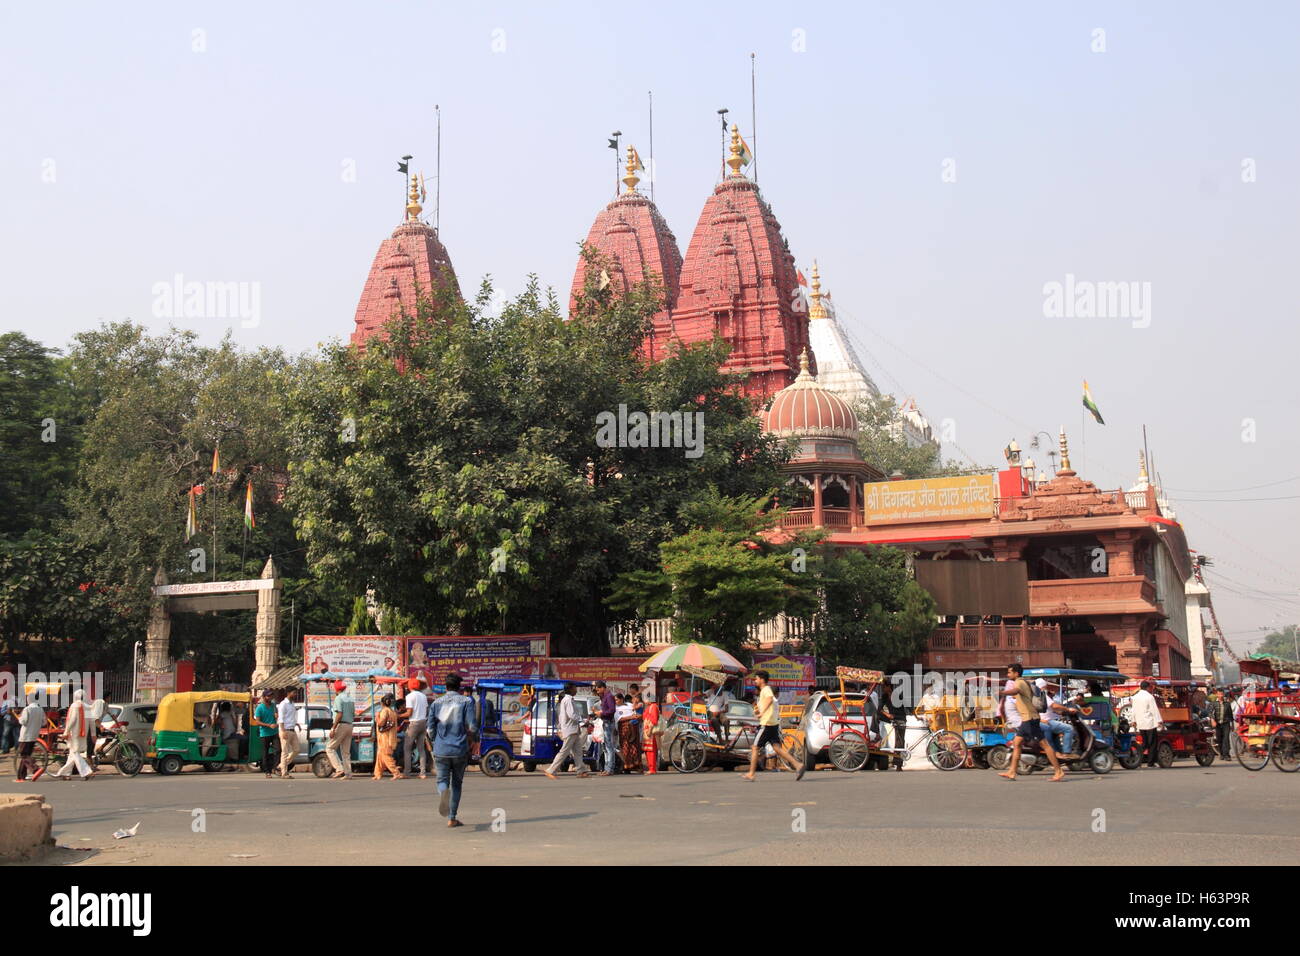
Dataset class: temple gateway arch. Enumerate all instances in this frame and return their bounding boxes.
[142,556,282,699]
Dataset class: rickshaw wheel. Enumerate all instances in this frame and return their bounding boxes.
[523,761,537,773]
[157,753,184,776]
[828,731,869,772]
[1194,752,1215,767]
[480,747,511,777]
[115,742,144,777]
[33,740,57,772]
[311,753,334,778]
[927,731,967,771]
[1270,728,1300,773]
[1236,740,1269,771]
[203,762,226,773]
[1155,742,1175,769]
[986,745,1010,772]
[1118,750,1143,771]
[1089,749,1114,774]
[672,736,707,773]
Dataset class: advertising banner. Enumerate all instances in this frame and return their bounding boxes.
[539,657,648,688]
[752,653,817,705]
[302,636,403,714]
[405,634,551,685]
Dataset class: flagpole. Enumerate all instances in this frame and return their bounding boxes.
[750,52,758,184]
[648,91,654,203]
[435,104,441,233]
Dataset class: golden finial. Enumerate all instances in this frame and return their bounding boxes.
[405,173,423,222]
[623,144,641,194]
[1058,426,1073,474]
[1138,449,1149,482]
[796,347,812,380]
[808,261,828,319]
[726,123,745,177]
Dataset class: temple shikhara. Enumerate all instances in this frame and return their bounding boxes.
[345,118,1225,683]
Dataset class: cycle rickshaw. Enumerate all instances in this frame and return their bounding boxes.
[825,666,967,772]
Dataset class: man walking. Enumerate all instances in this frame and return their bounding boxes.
[998,663,1064,782]
[251,690,279,778]
[1210,686,1234,757]
[276,688,298,778]
[878,683,908,771]
[429,673,477,827]
[12,696,45,782]
[544,682,590,781]
[402,677,430,779]
[325,680,354,779]
[743,670,804,781]
[53,689,94,780]
[593,680,617,775]
[1130,679,1164,768]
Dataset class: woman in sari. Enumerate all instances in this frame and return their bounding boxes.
[616,697,643,773]
[373,694,404,780]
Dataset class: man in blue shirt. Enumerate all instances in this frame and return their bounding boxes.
[251,691,279,777]
[429,673,477,827]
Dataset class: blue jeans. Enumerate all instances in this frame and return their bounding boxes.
[602,718,618,771]
[435,754,468,820]
[1045,719,1075,754]
[0,721,17,753]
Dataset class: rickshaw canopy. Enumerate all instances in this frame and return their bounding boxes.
[1022,668,1130,683]
[155,691,250,733]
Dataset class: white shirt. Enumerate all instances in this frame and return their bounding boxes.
[1002,680,1022,727]
[19,703,44,743]
[615,703,635,721]
[405,690,428,722]
[557,695,580,736]
[707,689,732,713]
[1130,689,1163,731]
[277,697,296,730]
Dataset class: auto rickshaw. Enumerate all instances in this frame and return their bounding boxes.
[151,690,259,775]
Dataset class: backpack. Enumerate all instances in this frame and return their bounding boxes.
[1032,687,1049,714]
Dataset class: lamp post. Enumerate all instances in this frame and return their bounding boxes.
[1030,431,1058,473]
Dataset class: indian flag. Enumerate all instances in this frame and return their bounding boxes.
[738,134,754,168]
[629,146,645,172]
[244,481,255,530]
[185,488,198,541]
[1082,380,1105,425]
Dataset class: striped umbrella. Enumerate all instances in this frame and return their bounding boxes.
[638,643,748,675]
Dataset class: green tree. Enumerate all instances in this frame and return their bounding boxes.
[804,546,938,670]
[607,491,822,656]
[286,264,788,652]
[0,332,81,537]
[1255,625,1300,662]
[854,393,980,478]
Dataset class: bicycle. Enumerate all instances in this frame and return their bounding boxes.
[823,666,967,773]
[94,725,146,776]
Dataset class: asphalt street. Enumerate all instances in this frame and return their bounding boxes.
[7,760,1297,865]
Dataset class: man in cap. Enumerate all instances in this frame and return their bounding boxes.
[401,677,430,779]
[325,680,354,779]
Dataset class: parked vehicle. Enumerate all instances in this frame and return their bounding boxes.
[474,677,595,776]
[1232,659,1300,771]
[1111,679,1216,769]
[150,691,259,775]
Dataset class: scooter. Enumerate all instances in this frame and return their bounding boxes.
[989,708,1115,775]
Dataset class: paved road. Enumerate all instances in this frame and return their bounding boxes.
[7,760,1297,865]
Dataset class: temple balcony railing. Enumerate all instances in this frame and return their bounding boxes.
[778,507,853,531]
[606,613,818,654]
[928,622,1061,652]
[1027,575,1159,616]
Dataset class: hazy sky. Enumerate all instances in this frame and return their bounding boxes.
[3,2,1297,655]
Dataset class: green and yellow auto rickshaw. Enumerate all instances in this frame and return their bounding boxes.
[150,690,263,775]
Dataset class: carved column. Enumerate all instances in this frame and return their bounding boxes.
[1101,529,1136,576]
[143,567,172,701]
[252,556,282,687]
[849,476,859,530]
[990,537,1027,562]
[812,472,824,528]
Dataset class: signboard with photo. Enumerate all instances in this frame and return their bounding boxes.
[301,635,403,714]
[752,653,817,705]
[405,634,551,686]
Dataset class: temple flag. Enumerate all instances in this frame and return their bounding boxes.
[1082,380,1105,425]
[244,481,256,530]
[185,489,198,542]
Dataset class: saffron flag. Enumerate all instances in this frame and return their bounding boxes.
[629,147,645,172]
[1082,380,1105,425]
[244,482,255,530]
[796,269,808,287]
[185,489,198,542]
[211,447,221,475]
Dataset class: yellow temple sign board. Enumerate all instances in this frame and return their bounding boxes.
[862,475,997,525]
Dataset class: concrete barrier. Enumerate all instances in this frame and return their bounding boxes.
[0,793,54,861]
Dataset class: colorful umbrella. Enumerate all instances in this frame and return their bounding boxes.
[638,643,748,675]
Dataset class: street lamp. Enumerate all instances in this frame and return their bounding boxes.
[132,641,142,703]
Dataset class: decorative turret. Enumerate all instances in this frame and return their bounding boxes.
[570,143,682,336]
[350,163,460,349]
[1057,426,1074,475]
